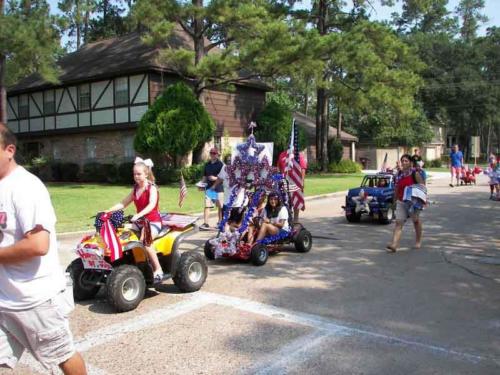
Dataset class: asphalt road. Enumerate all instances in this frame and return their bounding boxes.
[3,175,500,375]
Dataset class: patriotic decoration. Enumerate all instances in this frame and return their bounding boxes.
[284,119,305,211]
[99,213,123,262]
[380,152,388,172]
[179,172,187,208]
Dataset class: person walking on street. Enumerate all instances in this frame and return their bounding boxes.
[199,147,224,230]
[0,124,87,374]
[386,154,425,253]
[449,144,464,187]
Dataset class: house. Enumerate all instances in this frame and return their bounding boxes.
[293,111,358,162]
[6,31,270,166]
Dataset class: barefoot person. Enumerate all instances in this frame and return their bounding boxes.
[449,144,464,187]
[387,154,425,253]
[0,124,87,374]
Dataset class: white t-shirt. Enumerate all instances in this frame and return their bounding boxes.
[218,166,247,207]
[263,206,290,231]
[0,166,65,309]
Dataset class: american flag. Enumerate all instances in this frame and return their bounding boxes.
[99,213,123,262]
[285,119,305,211]
[179,172,187,208]
[380,152,388,172]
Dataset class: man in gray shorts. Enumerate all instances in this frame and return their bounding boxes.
[0,124,86,374]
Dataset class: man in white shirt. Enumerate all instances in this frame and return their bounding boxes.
[0,124,86,374]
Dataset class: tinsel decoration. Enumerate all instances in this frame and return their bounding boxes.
[257,229,291,245]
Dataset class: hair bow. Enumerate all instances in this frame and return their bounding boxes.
[134,157,154,168]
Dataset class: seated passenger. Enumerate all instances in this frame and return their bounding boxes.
[245,191,267,245]
[255,191,290,242]
[378,179,387,187]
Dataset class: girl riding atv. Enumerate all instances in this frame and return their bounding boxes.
[106,157,164,284]
[255,191,290,242]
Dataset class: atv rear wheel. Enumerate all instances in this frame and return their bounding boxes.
[346,212,361,223]
[173,252,208,292]
[66,258,101,301]
[204,240,215,260]
[106,265,145,312]
[379,206,395,225]
[250,244,268,266]
[295,229,312,253]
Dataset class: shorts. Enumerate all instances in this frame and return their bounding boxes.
[132,221,162,238]
[395,201,421,223]
[205,192,224,209]
[450,166,461,177]
[0,290,75,371]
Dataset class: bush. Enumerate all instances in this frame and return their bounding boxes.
[327,138,343,164]
[441,154,450,163]
[154,166,178,185]
[118,162,135,184]
[328,160,362,173]
[306,161,321,174]
[51,162,80,182]
[181,163,205,183]
[82,162,118,183]
[426,159,442,168]
[29,157,52,181]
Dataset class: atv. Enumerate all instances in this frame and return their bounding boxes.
[66,212,207,312]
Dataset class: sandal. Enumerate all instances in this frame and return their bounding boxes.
[386,245,397,253]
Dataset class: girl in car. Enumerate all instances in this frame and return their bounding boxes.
[255,191,290,242]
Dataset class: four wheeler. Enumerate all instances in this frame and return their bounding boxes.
[67,212,207,312]
[342,173,395,224]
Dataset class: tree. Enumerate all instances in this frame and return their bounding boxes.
[134,82,215,166]
[58,0,97,49]
[86,0,129,42]
[0,0,62,122]
[131,0,315,99]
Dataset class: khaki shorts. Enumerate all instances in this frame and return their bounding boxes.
[205,192,224,209]
[0,290,75,371]
[395,200,421,223]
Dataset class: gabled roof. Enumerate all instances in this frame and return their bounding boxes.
[8,29,270,94]
[293,111,358,142]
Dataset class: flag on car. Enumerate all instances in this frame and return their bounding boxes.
[179,172,187,208]
[285,119,305,211]
[99,213,123,262]
[380,152,388,172]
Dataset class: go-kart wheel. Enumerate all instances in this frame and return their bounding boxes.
[106,265,145,312]
[346,212,361,223]
[250,244,268,266]
[173,251,208,292]
[379,207,395,225]
[295,229,312,253]
[204,240,215,260]
[66,258,101,301]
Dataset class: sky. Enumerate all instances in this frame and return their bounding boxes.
[47,0,500,47]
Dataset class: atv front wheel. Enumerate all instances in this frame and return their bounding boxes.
[204,240,215,260]
[66,258,101,301]
[295,229,312,253]
[173,252,208,292]
[106,265,146,312]
[346,212,361,223]
[250,244,268,266]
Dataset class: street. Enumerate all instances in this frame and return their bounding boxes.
[4,175,500,375]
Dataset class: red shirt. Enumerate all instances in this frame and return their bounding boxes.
[133,183,161,222]
[395,172,415,201]
[277,151,308,174]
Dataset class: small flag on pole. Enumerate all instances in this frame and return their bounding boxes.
[285,119,305,211]
[179,172,187,208]
[380,152,388,172]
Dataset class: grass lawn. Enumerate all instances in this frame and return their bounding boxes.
[49,173,364,233]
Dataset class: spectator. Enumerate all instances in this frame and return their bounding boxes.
[0,123,87,374]
[277,150,307,223]
[411,148,422,167]
[199,147,224,230]
[448,144,464,187]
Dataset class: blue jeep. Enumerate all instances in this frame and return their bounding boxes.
[343,173,395,224]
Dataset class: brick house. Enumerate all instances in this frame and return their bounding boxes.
[6,31,270,166]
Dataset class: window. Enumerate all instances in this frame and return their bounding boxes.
[18,95,29,118]
[86,138,96,160]
[123,135,134,159]
[44,90,55,115]
[114,77,128,106]
[79,84,90,110]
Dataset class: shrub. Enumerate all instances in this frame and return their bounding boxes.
[155,166,178,185]
[118,162,135,184]
[29,157,52,181]
[82,162,118,183]
[327,138,343,164]
[426,159,442,168]
[51,162,79,182]
[441,154,450,163]
[181,163,205,183]
[306,161,321,174]
[328,160,362,173]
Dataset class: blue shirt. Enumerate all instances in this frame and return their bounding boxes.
[449,151,463,167]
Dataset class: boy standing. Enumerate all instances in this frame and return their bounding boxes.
[449,144,464,187]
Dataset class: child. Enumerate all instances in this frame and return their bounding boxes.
[485,163,500,200]
[255,191,290,242]
[107,158,164,283]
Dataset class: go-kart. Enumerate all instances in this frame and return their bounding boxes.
[66,212,207,312]
[342,173,395,224]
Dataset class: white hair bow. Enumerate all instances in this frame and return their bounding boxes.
[134,157,154,168]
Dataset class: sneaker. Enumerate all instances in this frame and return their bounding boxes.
[153,273,164,285]
[199,223,210,230]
